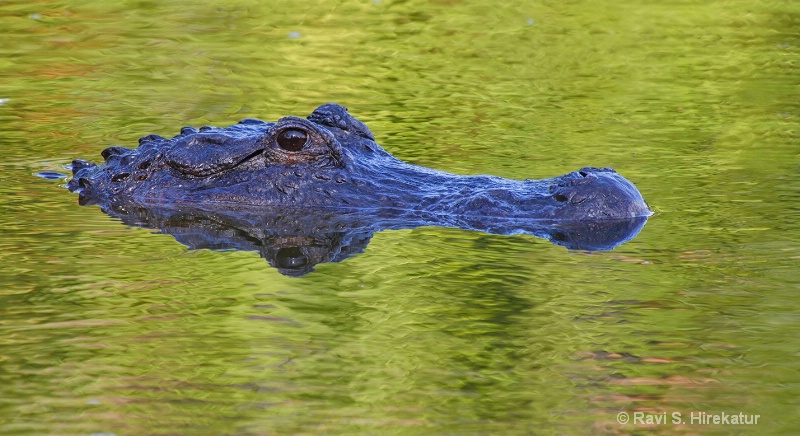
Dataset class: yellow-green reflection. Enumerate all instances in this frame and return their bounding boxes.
[1,0,798,434]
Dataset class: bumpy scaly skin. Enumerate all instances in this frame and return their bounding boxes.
[68,103,651,222]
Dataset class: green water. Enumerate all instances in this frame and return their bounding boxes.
[2,0,799,434]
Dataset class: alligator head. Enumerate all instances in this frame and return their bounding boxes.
[67,103,651,274]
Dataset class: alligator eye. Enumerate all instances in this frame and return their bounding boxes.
[276,129,308,152]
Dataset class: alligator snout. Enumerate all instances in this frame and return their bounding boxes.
[547,167,650,219]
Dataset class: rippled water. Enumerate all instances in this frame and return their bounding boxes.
[1,0,798,434]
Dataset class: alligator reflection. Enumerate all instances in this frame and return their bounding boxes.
[92,201,648,277]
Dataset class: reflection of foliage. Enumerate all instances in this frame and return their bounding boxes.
[1,0,798,434]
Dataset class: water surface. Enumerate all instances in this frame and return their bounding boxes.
[1,0,798,434]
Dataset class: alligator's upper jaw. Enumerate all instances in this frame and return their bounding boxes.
[543,167,651,220]
[436,167,650,222]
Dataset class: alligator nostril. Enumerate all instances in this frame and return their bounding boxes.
[578,170,589,177]
[199,126,213,132]
[78,177,91,189]
[111,172,130,183]
[554,194,568,202]
[180,126,198,135]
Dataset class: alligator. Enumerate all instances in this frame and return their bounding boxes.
[68,103,651,274]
